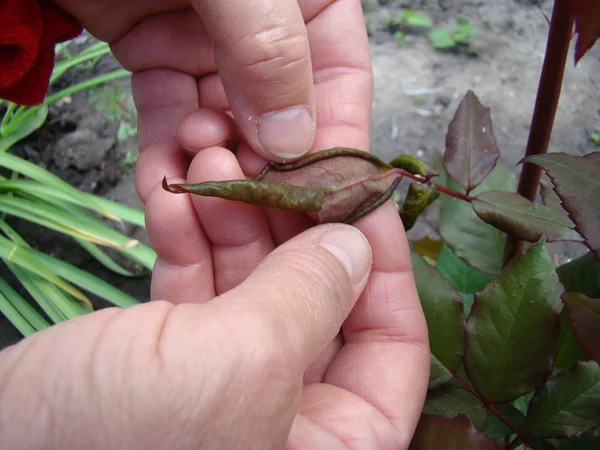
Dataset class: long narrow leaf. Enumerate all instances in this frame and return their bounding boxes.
[0,290,38,336]
[50,44,112,83]
[0,177,145,227]
[0,107,49,153]
[35,250,141,308]
[3,70,130,137]
[0,152,118,221]
[0,221,140,308]
[75,238,137,277]
[8,263,91,321]
[0,235,90,306]
[0,277,51,332]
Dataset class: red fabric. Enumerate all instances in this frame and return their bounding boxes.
[0,0,82,106]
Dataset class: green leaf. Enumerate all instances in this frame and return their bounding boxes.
[394,31,408,44]
[429,27,456,49]
[484,403,525,439]
[557,252,600,298]
[590,132,600,145]
[411,249,465,388]
[444,91,500,193]
[523,153,600,260]
[0,289,38,336]
[471,191,581,242]
[439,164,517,274]
[452,16,476,45]
[464,238,562,402]
[0,151,120,222]
[436,244,494,294]
[0,277,50,334]
[555,307,590,370]
[401,10,432,28]
[562,293,600,364]
[430,359,455,388]
[423,385,484,426]
[0,106,48,152]
[525,361,600,438]
[410,414,503,449]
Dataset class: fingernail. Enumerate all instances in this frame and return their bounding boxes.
[257,106,314,159]
[319,226,372,285]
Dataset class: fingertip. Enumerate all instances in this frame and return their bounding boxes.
[176,108,239,156]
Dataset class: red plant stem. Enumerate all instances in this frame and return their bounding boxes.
[453,374,532,447]
[395,169,472,202]
[504,0,574,263]
[434,184,471,202]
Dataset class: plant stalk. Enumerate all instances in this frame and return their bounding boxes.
[503,0,573,264]
[453,373,532,447]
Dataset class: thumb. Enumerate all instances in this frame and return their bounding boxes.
[191,0,316,161]
[217,224,372,370]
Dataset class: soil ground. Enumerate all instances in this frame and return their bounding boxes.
[1,0,599,347]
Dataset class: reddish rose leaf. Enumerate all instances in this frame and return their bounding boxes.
[444,90,500,193]
[164,147,404,224]
[523,152,600,261]
[471,190,581,242]
[411,414,503,450]
[571,0,600,64]
[562,292,600,364]
[540,173,565,215]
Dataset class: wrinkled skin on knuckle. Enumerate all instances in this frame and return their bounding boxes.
[232,26,310,86]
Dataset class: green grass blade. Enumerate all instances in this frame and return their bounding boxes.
[0,152,119,221]
[4,69,130,137]
[75,238,137,277]
[0,221,140,308]
[0,178,146,228]
[8,264,67,323]
[35,251,141,308]
[0,235,91,306]
[8,263,91,321]
[0,290,37,336]
[0,106,49,153]
[85,194,146,228]
[0,277,51,332]
[0,193,155,270]
[51,44,112,83]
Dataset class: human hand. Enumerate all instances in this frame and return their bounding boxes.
[0,188,429,448]
[0,2,429,447]
[53,0,374,203]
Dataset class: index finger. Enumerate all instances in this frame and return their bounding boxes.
[328,201,430,442]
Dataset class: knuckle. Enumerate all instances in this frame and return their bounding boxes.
[233,27,310,83]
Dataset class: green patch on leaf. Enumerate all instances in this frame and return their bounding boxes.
[438,163,517,275]
[437,244,494,295]
[464,238,562,402]
[525,361,600,438]
[412,249,465,388]
[471,190,581,242]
